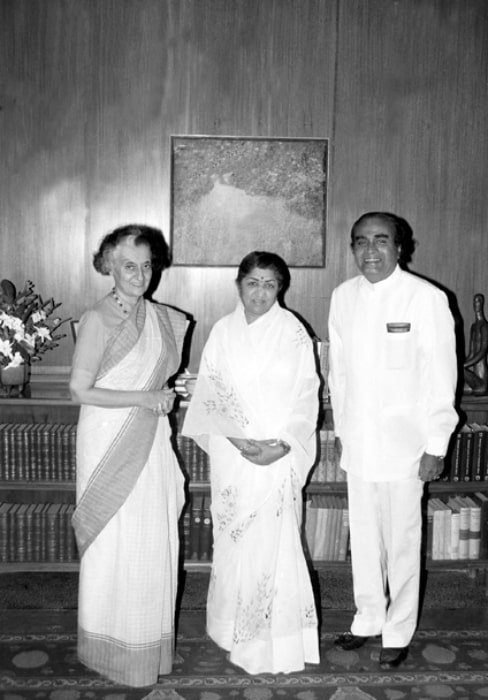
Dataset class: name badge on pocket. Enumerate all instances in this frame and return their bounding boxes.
[386,322,411,333]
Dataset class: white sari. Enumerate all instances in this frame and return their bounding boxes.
[183,301,320,674]
[73,300,187,687]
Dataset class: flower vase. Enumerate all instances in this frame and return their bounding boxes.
[0,363,30,398]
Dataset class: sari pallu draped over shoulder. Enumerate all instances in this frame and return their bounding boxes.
[182,301,321,675]
[72,299,187,556]
[183,301,319,475]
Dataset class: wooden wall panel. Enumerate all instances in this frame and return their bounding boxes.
[332,0,488,336]
[1,0,487,374]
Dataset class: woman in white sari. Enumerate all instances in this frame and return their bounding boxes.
[182,251,320,674]
[70,225,187,687]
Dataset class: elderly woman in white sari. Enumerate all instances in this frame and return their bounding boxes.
[69,224,188,687]
[182,251,320,674]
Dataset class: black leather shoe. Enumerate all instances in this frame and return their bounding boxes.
[334,632,369,650]
[379,646,409,668]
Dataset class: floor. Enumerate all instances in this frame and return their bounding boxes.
[2,605,488,700]
[3,603,488,635]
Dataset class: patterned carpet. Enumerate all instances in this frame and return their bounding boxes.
[2,609,488,700]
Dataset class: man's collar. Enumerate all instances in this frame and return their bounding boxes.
[359,265,401,292]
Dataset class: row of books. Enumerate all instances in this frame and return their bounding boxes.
[0,423,77,481]
[426,493,488,561]
[446,423,488,482]
[180,495,213,562]
[309,429,346,483]
[304,492,488,564]
[2,492,486,566]
[176,429,346,485]
[309,422,488,485]
[176,435,210,482]
[304,495,350,561]
[179,493,351,565]
[3,420,487,487]
[0,502,78,563]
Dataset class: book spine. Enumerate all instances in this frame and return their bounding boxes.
[40,426,51,480]
[7,504,20,562]
[31,425,42,481]
[5,425,14,480]
[69,425,77,480]
[476,495,488,559]
[13,425,24,480]
[425,504,433,560]
[15,504,28,562]
[25,503,35,561]
[49,425,59,480]
[450,511,460,560]
[195,445,208,482]
[199,495,213,561]
[57,504,68,561]
[0,504,11,562]
[180,505,191,561]
[458,504,470,559]
[337,496,349,561]
[471,429,485,481]
[48,504,65,561]
[189,495,203,560]
[461,429,474,482]
[449,432,462,482]
[66,504,78,561]
[468,507,481,560]
[0,427,6,479]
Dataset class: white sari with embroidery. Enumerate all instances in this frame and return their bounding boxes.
[182,301,320,674]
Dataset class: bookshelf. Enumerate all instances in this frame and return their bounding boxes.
[0,398,79,572]
[1,396,488,587]
[176,398,488,590]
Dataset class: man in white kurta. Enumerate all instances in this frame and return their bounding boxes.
[328,212,458,668]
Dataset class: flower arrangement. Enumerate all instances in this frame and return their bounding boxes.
[0,279,69,369]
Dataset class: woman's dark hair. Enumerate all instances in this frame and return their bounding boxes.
[93,224,172,275]
[350,212,416,267]
[236,251,291,295]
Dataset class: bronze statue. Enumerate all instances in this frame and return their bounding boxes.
[464,293,488,395]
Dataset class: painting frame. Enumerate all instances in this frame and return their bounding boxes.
[170,135,328,267]
[70,320,79,342]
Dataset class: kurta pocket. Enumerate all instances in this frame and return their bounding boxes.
[385,325,413,369]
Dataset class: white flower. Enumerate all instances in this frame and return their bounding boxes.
[23,333,36,349]
[0,279,68,366]
[36,326,52,341]
[0,338,13,359]
[3,315,23,332]
[32,310,47,323]
[5,352,25,368]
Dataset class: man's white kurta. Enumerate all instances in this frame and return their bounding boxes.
[328,266,458,480]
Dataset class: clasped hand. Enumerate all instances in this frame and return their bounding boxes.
[150,387,176,416]
[230,437,289,465]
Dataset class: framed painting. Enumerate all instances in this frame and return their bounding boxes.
[170,136,328,267]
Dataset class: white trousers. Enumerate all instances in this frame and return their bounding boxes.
[347,474,424,648]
